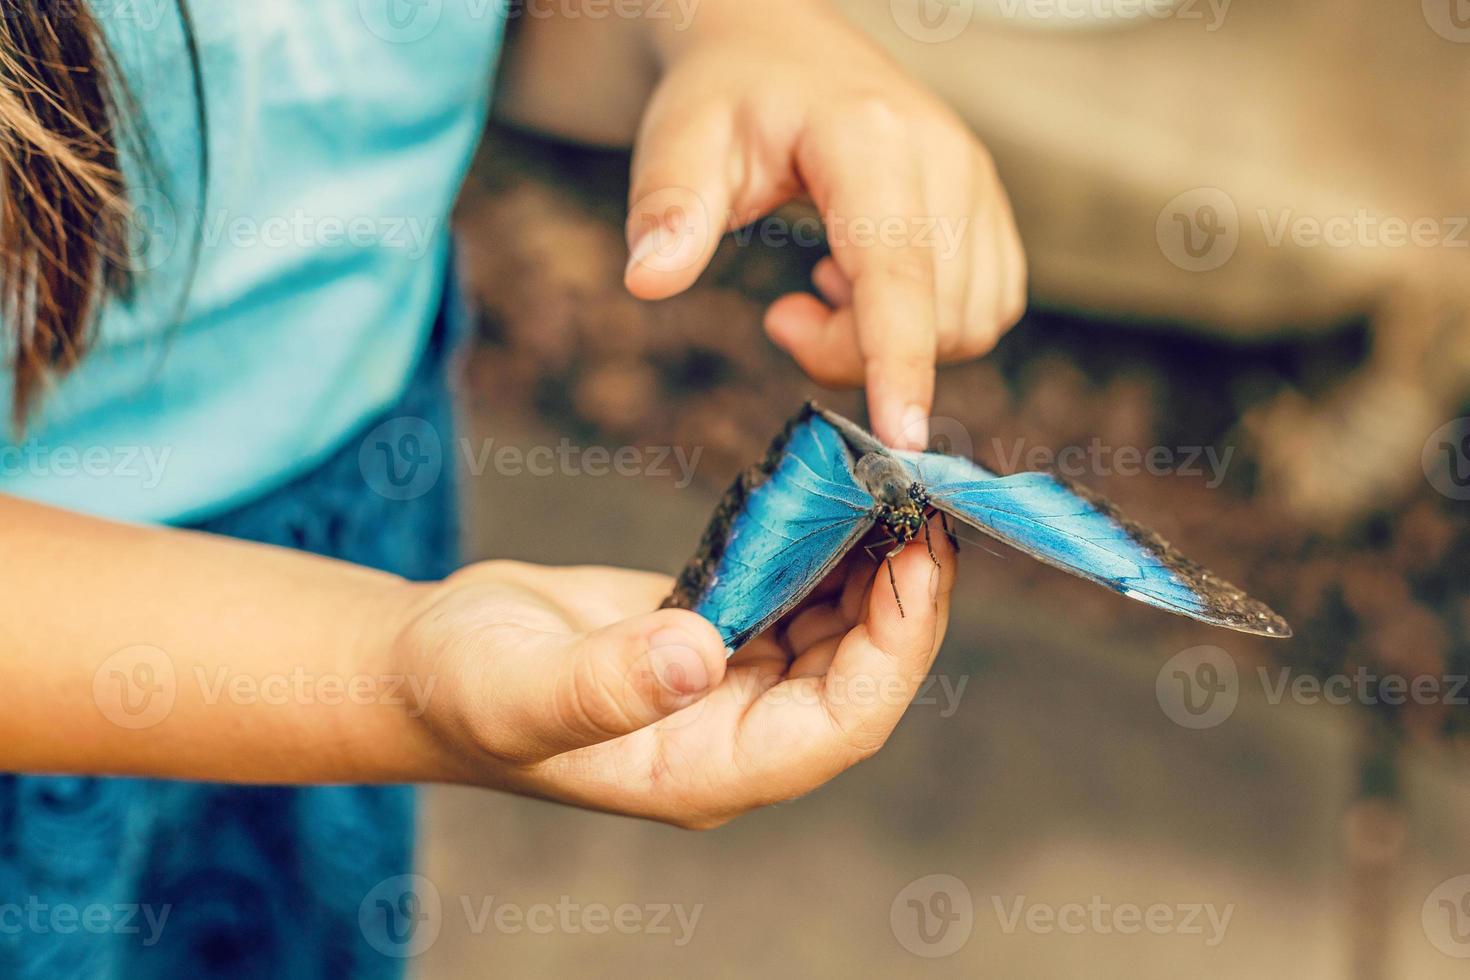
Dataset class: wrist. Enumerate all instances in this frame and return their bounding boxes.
[347,576,480,785]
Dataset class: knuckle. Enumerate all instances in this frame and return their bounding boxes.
[1000,291,1028,331]
[876,249,935,290]
[846,728,890,763]
[791,349,864,388]
[970,143,1000,183]
[947,331,997,362]
[842,94,910,137]
[866,348,932,378]
[824,702,892,762]
[559,652,638,742]
[999,271,1028,330]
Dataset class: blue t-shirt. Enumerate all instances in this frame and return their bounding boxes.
[0,0,505,524]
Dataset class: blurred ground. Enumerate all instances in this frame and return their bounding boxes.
[413,125,1470,978]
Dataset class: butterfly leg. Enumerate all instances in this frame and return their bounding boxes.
[922,518,942,569]
[939,511,960,552]
[885,552,905,619]
[862,539,892,563]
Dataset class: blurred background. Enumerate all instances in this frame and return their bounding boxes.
[420,2,1470,976]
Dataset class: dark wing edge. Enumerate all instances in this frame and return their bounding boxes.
[937,468,1293,639]
[661,402,821,615]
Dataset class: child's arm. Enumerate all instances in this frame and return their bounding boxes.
[0,493,449,784]
[496,0,1027,450]
[0,492,952,828]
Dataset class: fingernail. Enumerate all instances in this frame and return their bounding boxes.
[899,405,929,451]
[929,562,941,601]
[648,631,711,695]
[625,230,660,279]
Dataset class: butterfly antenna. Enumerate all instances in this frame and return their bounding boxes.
[933,512,1007,561]
[948,528,1010,561]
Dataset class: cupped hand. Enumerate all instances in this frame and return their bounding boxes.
[623,3,1026,449]
[399,525,955,829]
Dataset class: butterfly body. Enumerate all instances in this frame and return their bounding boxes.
[665,402,1291,650]
[855,455,927,540]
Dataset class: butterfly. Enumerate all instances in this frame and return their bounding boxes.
[664,402,1291,649]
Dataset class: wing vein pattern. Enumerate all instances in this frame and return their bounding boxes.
[665,410,875,648]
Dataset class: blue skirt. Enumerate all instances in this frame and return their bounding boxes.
[0,283,465,979]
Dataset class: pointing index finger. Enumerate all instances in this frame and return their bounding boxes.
[811,134,939,450]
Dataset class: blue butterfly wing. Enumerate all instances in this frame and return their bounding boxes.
[666,410,875,649]
[902,451,1291,637]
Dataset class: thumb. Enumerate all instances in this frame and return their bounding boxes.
[623,107,736,300]
[514,609,728,759]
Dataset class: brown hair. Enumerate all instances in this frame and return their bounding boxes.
[0,2,205,426]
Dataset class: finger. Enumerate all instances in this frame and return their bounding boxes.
[624,99,787,301]
[719,533,955,805]
[812,256,854,308]
[954,190,1026,358]
[991,203,1028,335]
[623,101,736,300]
[784,602,848,666]
[489,607,728,761]
[764,295,863,388]
[800,131,938,449]
[727,632,793,669]
[492,563,677,632]
[820,532,956,755]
